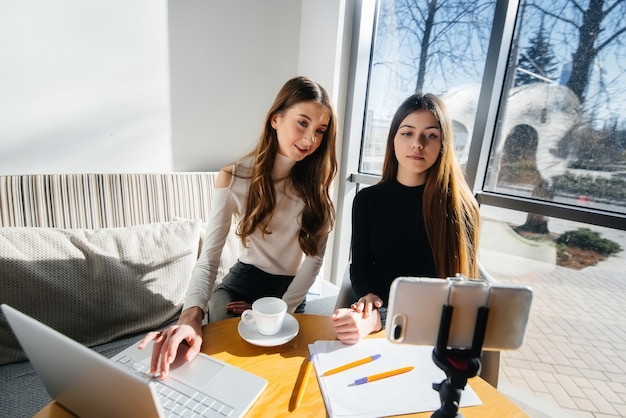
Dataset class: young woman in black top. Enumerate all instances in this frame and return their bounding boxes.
[331,93,480,344]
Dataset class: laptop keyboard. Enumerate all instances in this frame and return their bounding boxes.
[115,356,235,417]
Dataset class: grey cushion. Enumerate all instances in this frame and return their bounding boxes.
[0,219,202,365]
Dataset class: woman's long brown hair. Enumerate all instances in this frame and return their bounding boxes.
[236,76,337,256]
[380,93,480,278]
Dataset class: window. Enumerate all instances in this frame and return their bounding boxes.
[361,0,496,174]
[484,0,626,219]
[354,0,626,227]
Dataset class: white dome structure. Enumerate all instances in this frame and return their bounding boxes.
[444,83,582,182]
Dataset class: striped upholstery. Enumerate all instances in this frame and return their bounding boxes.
[0,173,217,228]
[0,172,246,367]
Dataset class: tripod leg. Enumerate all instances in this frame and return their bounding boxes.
[431,379,463,418]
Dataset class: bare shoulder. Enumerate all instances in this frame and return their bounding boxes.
[215,165,234,189]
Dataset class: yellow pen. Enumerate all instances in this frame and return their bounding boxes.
[293,356,314,409]
[353,366,414,385]
[323,354,381,376]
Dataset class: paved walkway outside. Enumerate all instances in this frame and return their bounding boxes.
[481,249,626,418]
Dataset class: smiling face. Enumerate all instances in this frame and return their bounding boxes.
[393,110,442,186]
[270,101,330,162]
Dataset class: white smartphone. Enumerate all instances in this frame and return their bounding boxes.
[385,276,533,350]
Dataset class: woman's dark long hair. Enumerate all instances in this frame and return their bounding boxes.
[381,93,480,278]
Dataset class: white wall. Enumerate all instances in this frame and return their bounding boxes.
[169,0,301,171]
[170,0,349,172]
[0,0,172,174]
[0,0,351,175]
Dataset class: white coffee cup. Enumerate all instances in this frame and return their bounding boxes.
[241,297,287,336]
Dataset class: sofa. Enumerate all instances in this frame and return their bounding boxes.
[0,172,247,417]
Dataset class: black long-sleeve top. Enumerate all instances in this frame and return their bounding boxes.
[349,178,437,306]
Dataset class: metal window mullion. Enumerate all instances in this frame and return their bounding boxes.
[329,0,379,286]
[465,0,520,194]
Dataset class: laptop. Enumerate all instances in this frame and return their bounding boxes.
[1,304,267,418]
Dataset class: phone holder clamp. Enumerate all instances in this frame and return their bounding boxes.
[430,304,489,418]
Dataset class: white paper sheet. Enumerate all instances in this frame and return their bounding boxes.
[309,339,482,418]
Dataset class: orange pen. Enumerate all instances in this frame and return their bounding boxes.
[323,354,381,376]
[353,366,414,385]
[294,356,314,409]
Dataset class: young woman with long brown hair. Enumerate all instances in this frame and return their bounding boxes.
[142,76,338,377]
[332,92,479,344]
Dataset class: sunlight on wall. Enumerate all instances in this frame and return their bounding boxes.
[0,0,171,174]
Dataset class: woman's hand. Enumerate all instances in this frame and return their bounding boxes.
[351,293,383,319]
[138,307,204,379]
[330,305,382,345]
[225,301,252,315]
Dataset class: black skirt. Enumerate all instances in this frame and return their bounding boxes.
[208,261,306,322]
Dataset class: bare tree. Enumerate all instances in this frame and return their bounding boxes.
[531,0,626,103]
[374,0,494,93]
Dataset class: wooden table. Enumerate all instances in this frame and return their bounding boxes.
[34,314,527,417]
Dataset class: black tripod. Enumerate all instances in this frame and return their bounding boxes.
[430,304,489,418]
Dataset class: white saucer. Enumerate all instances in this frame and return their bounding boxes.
[238,313,299,347]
